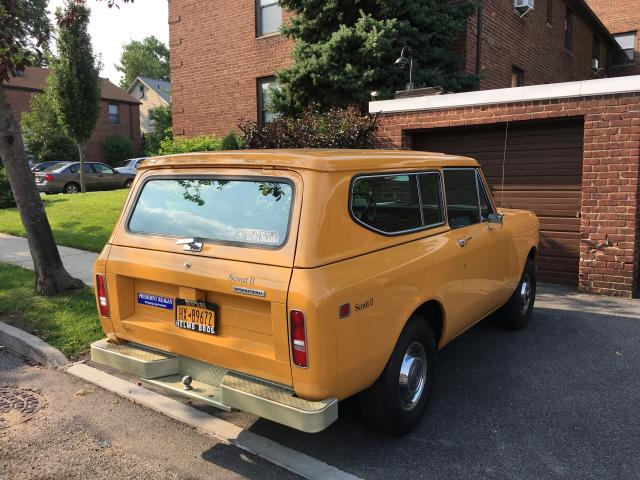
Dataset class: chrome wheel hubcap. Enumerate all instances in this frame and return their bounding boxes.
[520,273,532,315]
[399,342,427,411]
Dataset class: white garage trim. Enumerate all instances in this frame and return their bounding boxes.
[369,75,640,114]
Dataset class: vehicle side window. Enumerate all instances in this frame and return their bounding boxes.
[418,173,444,226]
[352,174,422,233]
[477,174,495,220]
[443,169,480,229]
[94,163,115,174]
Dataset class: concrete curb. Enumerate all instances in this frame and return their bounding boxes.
[0,321,70,368]
[67,363,361,480]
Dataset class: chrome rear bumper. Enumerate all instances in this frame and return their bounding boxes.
[90,339,337,433]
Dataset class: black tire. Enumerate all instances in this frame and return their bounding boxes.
[63,182,80,194]
[359,316,436,435]
[496,259,536,330]
[124,178,133,189]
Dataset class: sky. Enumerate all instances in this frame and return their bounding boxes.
[47,0,169,87]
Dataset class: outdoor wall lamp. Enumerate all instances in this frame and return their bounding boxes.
[394,46,415,91]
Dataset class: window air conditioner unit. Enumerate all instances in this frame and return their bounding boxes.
[514,0,534,17]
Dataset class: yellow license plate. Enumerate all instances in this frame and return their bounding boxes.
[175,299,216,335]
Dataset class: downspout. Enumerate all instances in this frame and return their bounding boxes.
[475,0,483,78]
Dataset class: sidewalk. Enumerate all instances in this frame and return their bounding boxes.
[0,233,97,286]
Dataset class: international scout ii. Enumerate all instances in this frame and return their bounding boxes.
[91,150,539,435]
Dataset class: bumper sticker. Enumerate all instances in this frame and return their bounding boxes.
[137,293,174,310]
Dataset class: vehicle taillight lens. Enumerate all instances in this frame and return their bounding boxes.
[96,274,109,317]
[290,310,308,368]
[44,173,54,182]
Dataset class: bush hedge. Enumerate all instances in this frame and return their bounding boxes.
[0,169,16,209]
[102,135,134,166]
[157,135,223,155]
[238,105,385,149]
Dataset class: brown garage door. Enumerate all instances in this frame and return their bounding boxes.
[413,119,583,286]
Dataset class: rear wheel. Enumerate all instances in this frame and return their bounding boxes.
[359,316,436,435]
[124,178,133,189]
[63,182,80,194]
[496,259,536,330]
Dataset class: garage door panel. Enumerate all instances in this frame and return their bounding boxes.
[413,119,583,286]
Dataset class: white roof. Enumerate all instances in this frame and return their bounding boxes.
[369,75,640,114]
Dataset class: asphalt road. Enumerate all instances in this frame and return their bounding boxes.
[243,305,640,479]
[0,350,298,480]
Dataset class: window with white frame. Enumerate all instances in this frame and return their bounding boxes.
[108,104,120,124]
[257,77,278,125]
[257,0,282,37]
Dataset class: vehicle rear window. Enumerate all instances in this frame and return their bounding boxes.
[127,178,294,247]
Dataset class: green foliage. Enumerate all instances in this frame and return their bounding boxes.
[143,104,172,155]
[102,135,133,166]
[0,189,128,252]
[273,0,478,114]
[221,130,245,150]
[49,1,101,144]
[0,0,51,81]
[0,169,16,209]
[21,90,78,163]
[158,135,222,155]
[0,262,102,358]
[239,105,385,149]
[116,36,170,89]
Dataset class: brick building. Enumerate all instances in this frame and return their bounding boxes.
[4,67,141,163]
[371,76,640,297]
[169,0,619,136]
[586,0,640,76]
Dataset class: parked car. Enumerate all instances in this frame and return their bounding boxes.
[35,162,135,194]
[31,160,63,172]
[91,150,539,435]
[115,157,147,175]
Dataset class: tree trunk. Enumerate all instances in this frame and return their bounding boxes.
[78,141,87,192]
[0,84,85,295]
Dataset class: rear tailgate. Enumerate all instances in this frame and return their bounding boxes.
[104,167,302,386]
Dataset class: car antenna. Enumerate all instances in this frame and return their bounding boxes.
[500,120,509,210]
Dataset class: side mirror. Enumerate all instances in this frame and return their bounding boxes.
[487,213,504,224]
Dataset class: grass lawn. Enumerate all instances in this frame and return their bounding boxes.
[0,263,102,359]
[0,189,128,252]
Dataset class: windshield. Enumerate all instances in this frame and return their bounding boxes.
[127,178,294,248]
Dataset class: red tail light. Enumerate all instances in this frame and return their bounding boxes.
[44,173,54,182]
[96,274,109,317]
[289,310,308,368]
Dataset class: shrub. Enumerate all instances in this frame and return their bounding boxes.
[221,130,245,150]
[144,104,173,156]
[157,135,222,155]
[238,105,385,149]
[102,135,134,166]
[0,169,16,209]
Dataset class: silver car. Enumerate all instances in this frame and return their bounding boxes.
[115,157,147,175]
[35,162,135,194]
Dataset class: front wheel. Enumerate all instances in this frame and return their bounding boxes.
[496,259,536,330]
[359,316,436,435]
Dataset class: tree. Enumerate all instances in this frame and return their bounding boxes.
[0,0,128,295]
[22,89,78,163]
[116,36,170,89]
[143,103,172,155]
[0,0,84,294]
[102,134,132,166]
[272,0,478,114]
[49,0,101,193]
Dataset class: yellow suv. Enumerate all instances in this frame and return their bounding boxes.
[91,150,539,435]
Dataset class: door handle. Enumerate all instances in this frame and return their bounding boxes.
[457,235,473,247]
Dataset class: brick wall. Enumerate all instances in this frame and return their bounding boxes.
[586,0,640,76]
[86,101,141,164]
[170,0,614,135]
[169,0,293,137]
[377,94,640,297]
[4,87,141,164]
[463,0,610,89]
